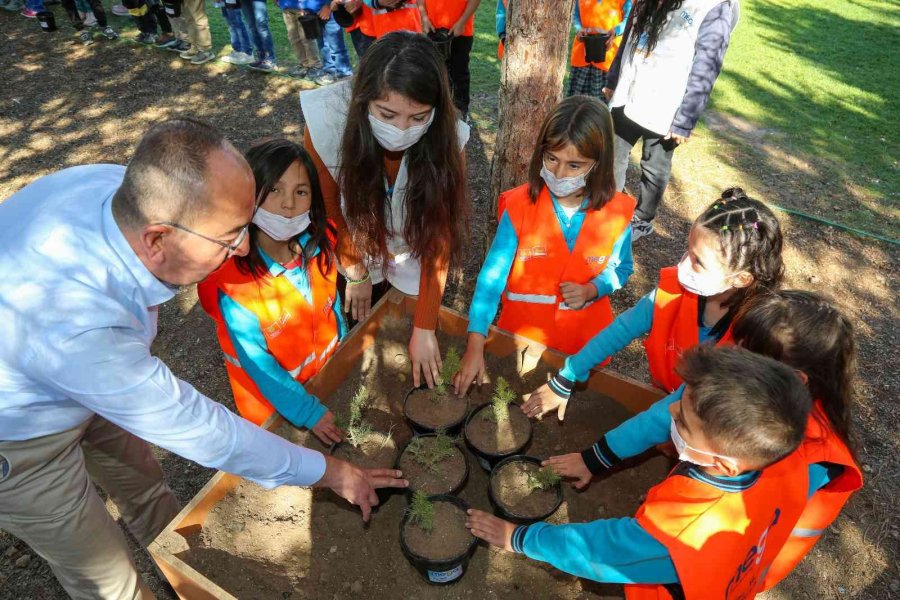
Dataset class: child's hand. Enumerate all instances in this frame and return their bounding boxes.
[312,410,343,445]
[453,334,486,396]
[409,327,442,388]
[522,383,569,421]
[543,453,592,490]
[450,19,466,37]
[466,509,516,551]
[318,4,331,20]
[560,281,598,310]
[420,13,434,33]
[602,87,614,101]
[344,263,373,322]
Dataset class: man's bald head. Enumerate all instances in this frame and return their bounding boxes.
[112,118,249,230]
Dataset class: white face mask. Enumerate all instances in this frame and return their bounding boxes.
[540,161,593,198]
[676,254,734,297]
[670,417,738,469]
[368,109,435,152]
[252,208,311,242]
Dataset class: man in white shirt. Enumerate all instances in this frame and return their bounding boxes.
[0,118,406,599]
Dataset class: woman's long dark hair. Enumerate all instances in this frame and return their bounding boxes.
[732,290,857,451]
[236,138,336,278]
[628,0,684,58]
[338,31,468,273]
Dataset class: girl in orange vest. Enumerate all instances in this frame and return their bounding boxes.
[198,139,346,446]
[467,345,813,599]
[454,96,636,395]
[568,0,632,99]
[524,187,784,420]
[542,290,863,593]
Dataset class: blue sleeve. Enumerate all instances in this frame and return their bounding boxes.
[615,0,632,36]
[495,0,506,36]
[573,1,582,32]
[607,386,683,457]
[514,518,678,584]
[467,211,518,337]
[670,2,735,137]
[219,293,327,430]
[559,289,655,382]
[591,226,633,298]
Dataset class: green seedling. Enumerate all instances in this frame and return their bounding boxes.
[484,376,515,423]
[431,347,462,399]
[407,429,458,474]
[407,490,435,532]
[337,385,375,448]
[526,466,562,491]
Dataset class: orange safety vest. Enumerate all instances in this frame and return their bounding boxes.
[424,0,474,36]
[571,0,627,70]
[347,5,376,36]
[644,266,734,393]
[370,0,422,38]
[762,401,863,590]
[495,184,635,356]
[625,452,809,600]
[197,248,342,427]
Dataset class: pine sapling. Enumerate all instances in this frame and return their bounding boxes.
[485,376,515,422]
[432,347,462,399]
[407,429,457,474]
[526,466,562,491]
[339,385,374,448]
[408,490,435,532]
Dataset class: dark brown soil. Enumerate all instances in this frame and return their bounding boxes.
[402,500,473,561]
[397,438,468,495]
[491,461,561,519]
[466,402,532,455]
[333,431,398,470]
[405,388,469,430]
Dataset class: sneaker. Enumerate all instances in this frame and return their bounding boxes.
[135,32,156,44]
[79,29,94,45]
[221,50,253,65]
[631,216,654,241]
[189,49,215,64]
[287,65,308,78]
[169,40,190,53]
[248,59,276,72]
[307,67,334,86]
[179,47,198,59]
[110,2,128,15]
[82,12,96,26]
[2,0,24,11]
[154,34,177,49]
[20,6,37,16]
[101,25,118,40]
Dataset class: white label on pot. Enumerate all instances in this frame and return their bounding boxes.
[428,565,463,583]
[477,456,491,471]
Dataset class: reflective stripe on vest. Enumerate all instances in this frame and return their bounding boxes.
[505,291,557,305]
[227,333,340,379]
[791,527,824,538]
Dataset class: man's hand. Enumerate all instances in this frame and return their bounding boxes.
[316,455,408,522]
[466,509,516,551]
[522,383,569,421]
[543,453,592,490]
[409,327,441,388]
[664,131,690,146]
[560,281,598,310]
[344,263,373,322]
[311,410,342,446]
[453,334,486,396]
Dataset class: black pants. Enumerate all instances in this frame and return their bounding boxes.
[61,0,107,28]
[611,106,678,222]
[135,0,172,34]
[445,35,473,116]
[350,28,374,60]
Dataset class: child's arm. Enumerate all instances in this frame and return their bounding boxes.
[495,0,506,39]
[219,294,336,441]
[589,226,633,299]
[467,511,678,584]
[615,0,632,36]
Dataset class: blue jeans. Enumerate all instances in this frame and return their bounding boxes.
[26,0,46,11]
[221,6,251,55]
[241,0,276,62]
[318,14,352,76]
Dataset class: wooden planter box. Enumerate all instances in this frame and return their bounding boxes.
[148,289,663,599]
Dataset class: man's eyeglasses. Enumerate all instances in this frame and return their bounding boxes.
[155,221,250,258]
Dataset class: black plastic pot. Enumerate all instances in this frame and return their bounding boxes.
[427,28,453,60]
[299,12,324,40]
[37,10,56,31]
[488,455,563,524]
[330,436,399,513]
[396,433,469,497]
[332,4,355,28]
[400,495,478,585]
[403,384,470,437]
[463,402,533,472]
[583,32,611,63]
[163,0,181,17]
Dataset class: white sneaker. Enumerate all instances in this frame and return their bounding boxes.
[110,3,128,15]
[631,216,654,241]
[221,50,253,65]
[83,12,96,26]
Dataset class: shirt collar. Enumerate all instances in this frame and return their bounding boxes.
[102,193,175,308]
[673,462,762,492]
[257,231,319,277]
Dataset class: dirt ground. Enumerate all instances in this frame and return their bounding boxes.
[1,14,898,600]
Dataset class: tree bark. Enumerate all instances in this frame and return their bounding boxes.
[489,0,576,223]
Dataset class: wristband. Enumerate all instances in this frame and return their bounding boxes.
[547,372,574,399]
[346,271,371,286]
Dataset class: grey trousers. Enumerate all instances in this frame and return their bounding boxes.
[0,417,181,600]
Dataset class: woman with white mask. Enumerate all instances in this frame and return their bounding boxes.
[198,139,347,446]
[301,31,469,390]
[454,96,636,397]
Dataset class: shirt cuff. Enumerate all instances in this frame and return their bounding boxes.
[548,372,574,399]
[581,437,622,475]
[511,525,529,553]
[284,446,328,487]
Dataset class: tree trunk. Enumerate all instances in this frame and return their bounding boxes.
[489,0,576,224]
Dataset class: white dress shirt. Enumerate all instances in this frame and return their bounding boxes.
[0,165,326,488]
